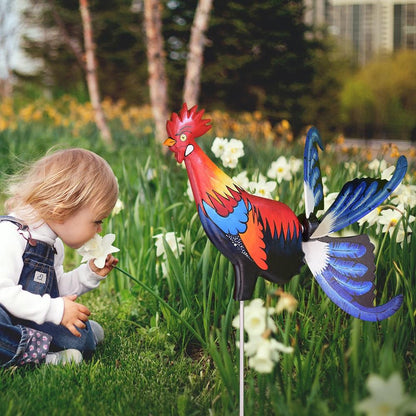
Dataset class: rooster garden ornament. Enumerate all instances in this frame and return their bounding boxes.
[164,103,406,322]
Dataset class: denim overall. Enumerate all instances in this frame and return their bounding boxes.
[0,217,96,367]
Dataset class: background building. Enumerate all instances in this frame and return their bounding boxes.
[305,0,416,65]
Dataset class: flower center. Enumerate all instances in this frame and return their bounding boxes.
[390,218,398,227]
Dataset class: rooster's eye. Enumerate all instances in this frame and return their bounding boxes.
[180,134,187,141]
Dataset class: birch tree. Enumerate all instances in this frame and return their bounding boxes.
[0,0,19,97]
[79,0,112,146]
[144,0,169,143]
[183,0,213,107]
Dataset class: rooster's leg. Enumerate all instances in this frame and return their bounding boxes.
[233,261,258,301]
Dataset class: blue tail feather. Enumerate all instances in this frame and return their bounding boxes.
[325,264,373,295]
[313,156,407,237]
[325,180,375,220]
[328,239,367,258]
[329,259,370,281]
[303,235,403,321]
[303,127,324,217]
[316,270,403,321]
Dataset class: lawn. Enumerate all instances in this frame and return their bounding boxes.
[0,97,415,415]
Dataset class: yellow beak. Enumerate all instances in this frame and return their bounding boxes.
[163,137,176,147]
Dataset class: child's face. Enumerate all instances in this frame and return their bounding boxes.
[48,206,104,249]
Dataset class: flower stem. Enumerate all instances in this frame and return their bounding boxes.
[114,266,206,347]
[375,226,390,271]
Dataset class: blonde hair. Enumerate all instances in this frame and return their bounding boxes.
[5,148,119,223]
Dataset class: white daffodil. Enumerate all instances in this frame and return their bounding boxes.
[153,231,184,258]
[244,307,277,337]
[232,298,276,338]
[233,297,294,374]
[368,158,387,174]
[146,168,157,181]
[221,152,240,169]
[220,138,245,169]
[381,165,395,181]
[78,233,120,269]
[378,207,402,230]
[391,184,416,209]
[233,171,250,189]
[249,173,277,199]
[212,137,244,168]
[246,336,293,374]
[378,206,414,244]
[267,156,292,183]
[153,232,185,278]
[358,207,382,228]
[227,138,245,156]
[211,137,228,158]
[289,157,302,174]
[356,373,416,416]
[247,337,276,373]
[112,199,124,215]
[344,161,359,175]
[245,170,260,193]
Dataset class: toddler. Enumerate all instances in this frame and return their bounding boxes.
[0,148,119,367]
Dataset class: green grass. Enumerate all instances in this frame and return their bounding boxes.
[0,112,415,415]
[0,294,213,416]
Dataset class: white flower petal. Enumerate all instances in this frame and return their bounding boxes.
[77,233,119,268]
[112,199,124,215]
[211,137,228,158]
[94,256,106,269]
[381,165,395,181]
[356,373,411,416]
[153,231,184,258]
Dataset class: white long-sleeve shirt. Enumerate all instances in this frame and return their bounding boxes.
[0,217,105,325]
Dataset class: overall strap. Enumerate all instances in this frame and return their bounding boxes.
[0,215,37,246]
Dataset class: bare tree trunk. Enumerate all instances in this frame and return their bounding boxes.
[79,0,112,146]
[183,0,213,107]
[0,0,19,98]
[144,0,169,143]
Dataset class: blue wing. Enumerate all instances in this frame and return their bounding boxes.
[303,127,324,218]
[202,198,250,235]
[312,156,407,237]
[303,235,403,321]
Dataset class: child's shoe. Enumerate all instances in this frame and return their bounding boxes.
[45,349,83,365]
[89,320,104,345]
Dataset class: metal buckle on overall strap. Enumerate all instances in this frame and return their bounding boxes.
[0,215,37,246]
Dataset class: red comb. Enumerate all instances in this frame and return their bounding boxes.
[166,103,212,139]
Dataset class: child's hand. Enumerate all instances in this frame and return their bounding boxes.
[89,254,119,277]
[61,294,91,337]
